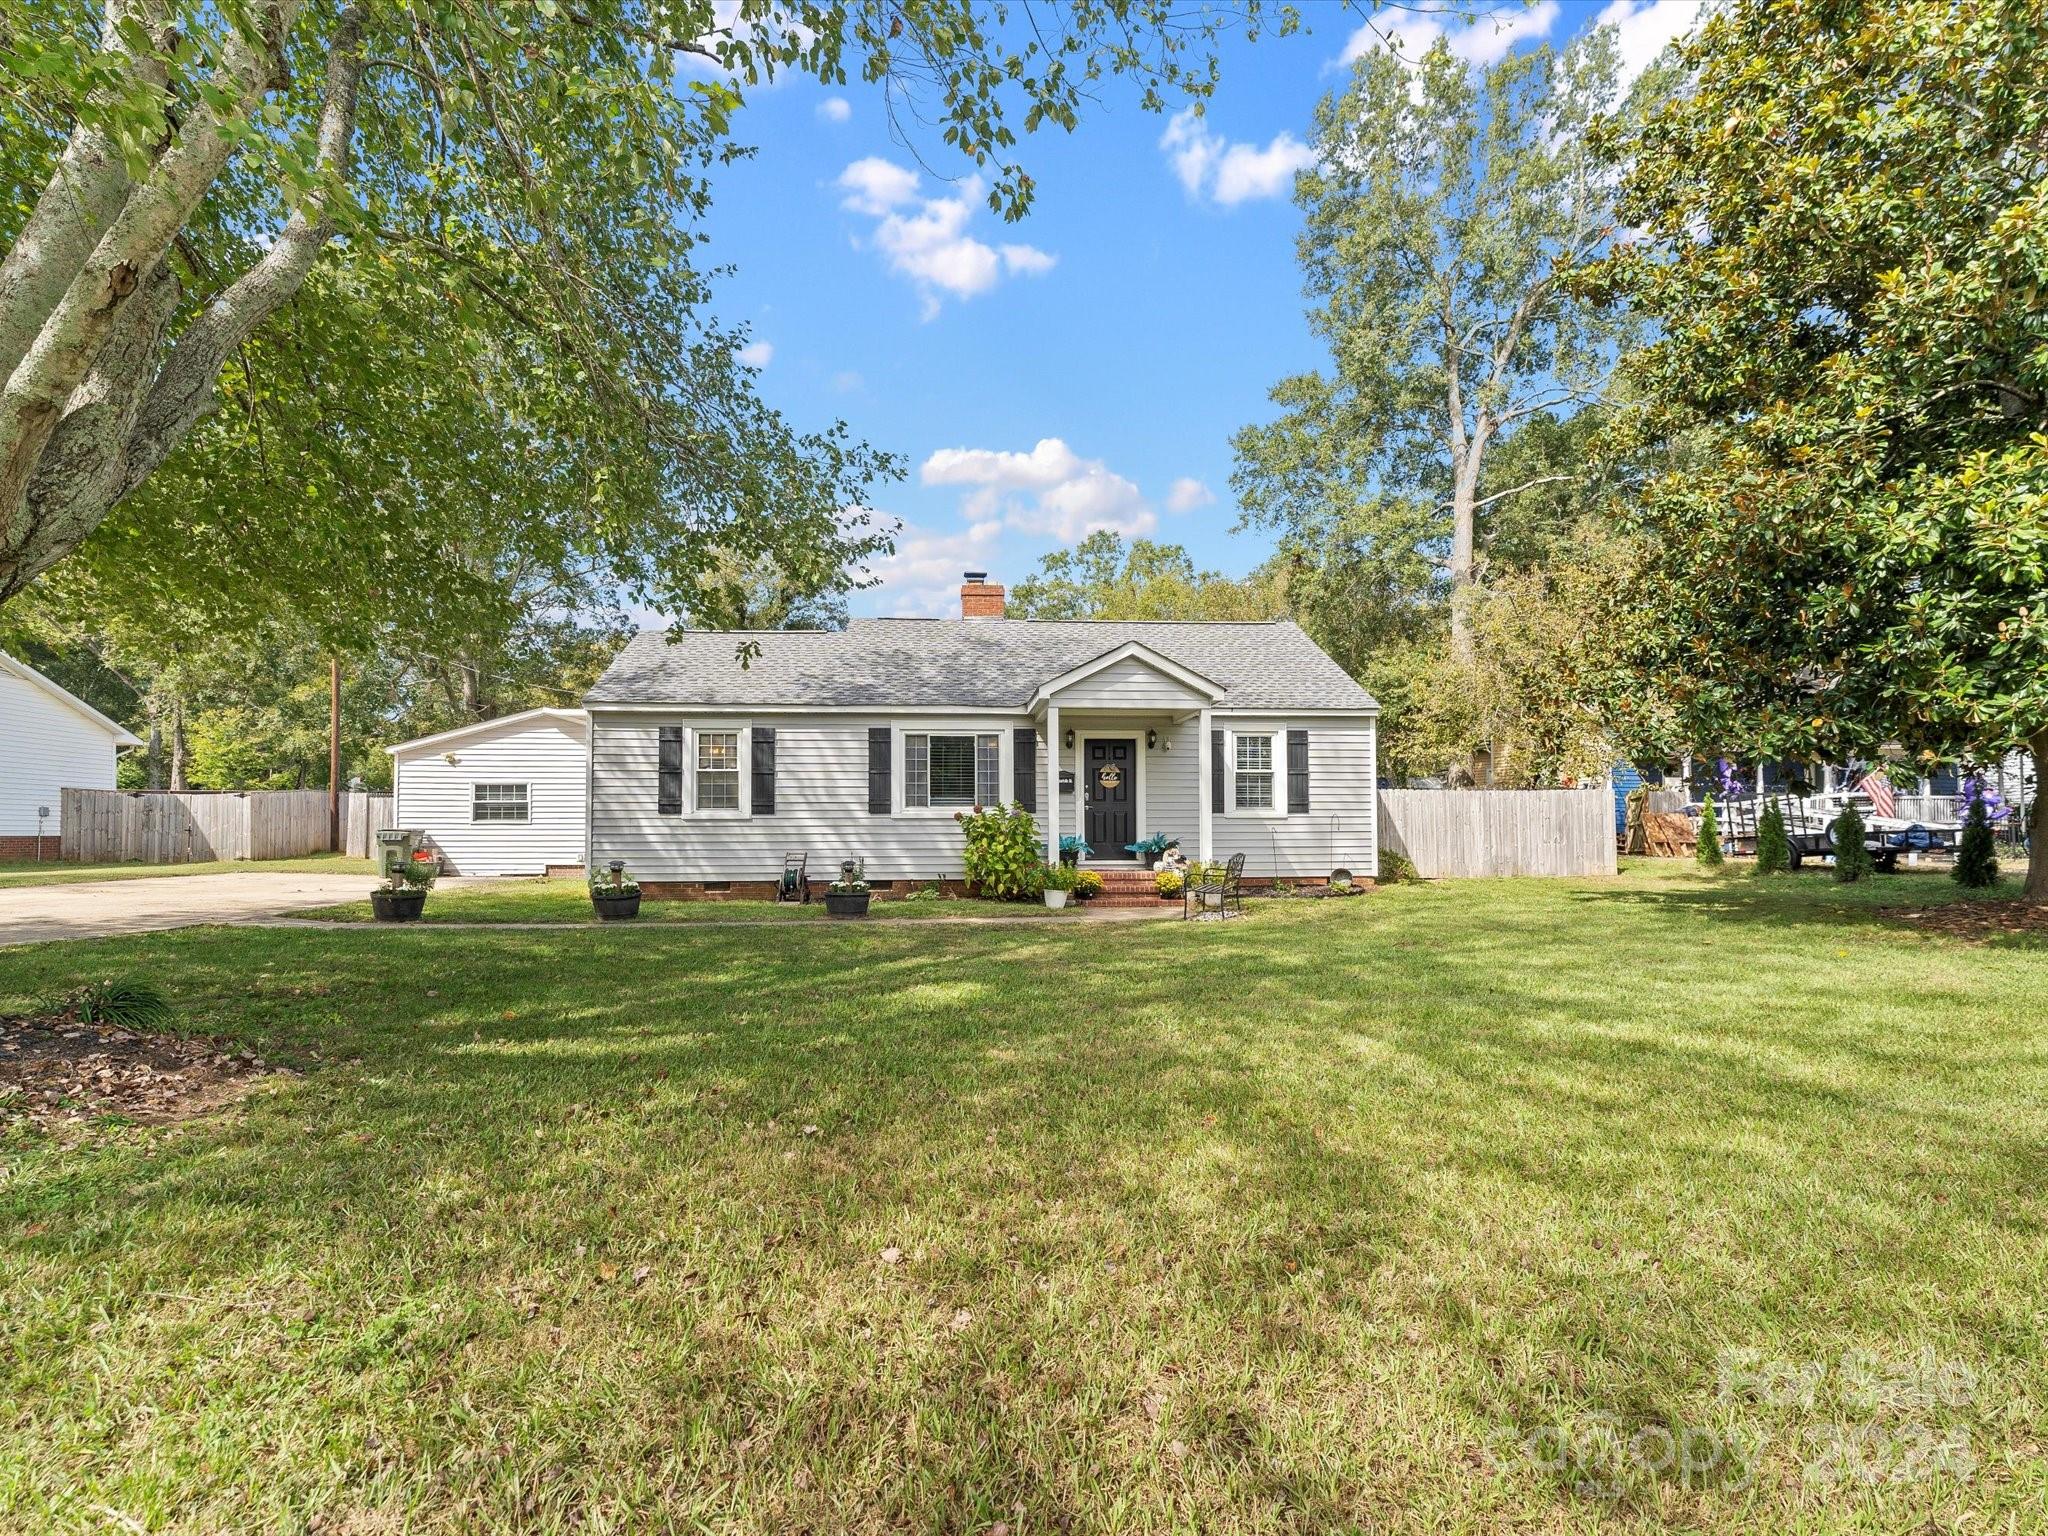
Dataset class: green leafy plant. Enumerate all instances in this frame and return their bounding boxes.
[1154,869,1185,898]
[1953,798,2000,890]
[1832,803,1874,883]
[383,856,440,894]
[829,858,870,895]
[1695,800,1725,867]
[1753,800,1791,876]
[901,883,947,903]
[1043,861,1078,893]
[590,863,640,898]
[67,979,171,1031]
[956,803,1045,901]
[1072,868,1105,900]
[1377,850,1418,884]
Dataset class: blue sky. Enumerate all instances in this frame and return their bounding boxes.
[690,1,1699,618]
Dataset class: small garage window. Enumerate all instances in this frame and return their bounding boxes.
[472,782,530,822]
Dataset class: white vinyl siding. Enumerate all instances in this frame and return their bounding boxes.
[0,663,125,836]
[393,715,588,875]
[1048,656,1211,712]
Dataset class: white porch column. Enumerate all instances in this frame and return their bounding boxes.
[1044,704,1060,864]
[1197,705,1214,862]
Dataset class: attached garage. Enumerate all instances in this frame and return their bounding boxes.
[388,708,588,876]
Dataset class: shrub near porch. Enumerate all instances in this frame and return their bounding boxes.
[0,862,2042,1531]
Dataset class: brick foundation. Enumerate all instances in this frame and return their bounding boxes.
[0,835,64,861]
[634,874,1365,903]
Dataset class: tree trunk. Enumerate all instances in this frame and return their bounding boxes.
[2027,729,2048,904]
[169,698,188,790]
[1447,452,1481,667]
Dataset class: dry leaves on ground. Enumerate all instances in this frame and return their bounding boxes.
[0,1013,287,1138]
[1878,901,2048,944]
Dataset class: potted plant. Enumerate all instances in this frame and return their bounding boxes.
[590,860,642,920]
[1125,832,1180,866]
[1154,868,1185,902]
[1072,868,1104,902]
[1058,834,1092,867]
[372,852,438,922]
[826,858,872,918]
[1043,860,1077,910]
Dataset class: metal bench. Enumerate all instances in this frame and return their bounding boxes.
[1185,851,1247,920]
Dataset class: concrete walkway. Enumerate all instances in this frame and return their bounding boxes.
[0,871,393,947]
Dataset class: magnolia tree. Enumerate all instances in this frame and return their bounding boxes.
[1,0,1293,626]
[1596,0,2048,899]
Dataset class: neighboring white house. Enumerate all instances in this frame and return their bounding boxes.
[0,649,143,857]
[580,573,1380,893]
[388,708,589,876]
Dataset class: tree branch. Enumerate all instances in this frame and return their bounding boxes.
[1436,473,1580,515]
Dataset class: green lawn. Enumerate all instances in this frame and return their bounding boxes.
[2,863,2043,1532]
[294,879,1099,924]
[0,852,376,888]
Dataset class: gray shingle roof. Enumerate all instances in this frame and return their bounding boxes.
[585,619,1378,712]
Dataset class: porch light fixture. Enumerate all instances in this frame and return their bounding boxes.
[1146,729,1158,750]
[1064,728,1075,749]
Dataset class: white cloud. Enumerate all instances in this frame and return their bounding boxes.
[1159,110,1316,207]
[837,160,1055,316]
[830,369,865,393]
[1338,0,1560,71]
[1592,0,1703,91]
[816,96,852,124]
[862,515,1005,617]
[921,437,1156,542]
[1165,476,1216,514]
[736,339,773,368]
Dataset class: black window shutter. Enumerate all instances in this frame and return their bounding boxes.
[1013,728,1037,812]
[1287,728,1310,813]
[657,726,684,815]
[1211,729,1225,814]
[751,727,776,816]
[867,727,892,814]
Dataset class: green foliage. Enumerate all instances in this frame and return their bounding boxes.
[1009,532,1284,621]
[1695,799,1724,867]
[1753,799,1792,876]
[1377,850,1418,884]
[1154,868,1185,897]
[1831,804,1873,884]
[64,978,171,1031]
[956,803,1044,901]
[1043,861,1078,893]
[384,858,440,895]
[1594,0,2048,896]
[829,858,869,895]
[590,864,641,898]
[1954,799,2001,890]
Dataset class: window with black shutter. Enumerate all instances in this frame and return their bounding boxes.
[751,727,776,816]
[657,726,684,815]
[1211,729,1225,814]
[867,727,892,813]
[1013,728,1037,812]
[1287,728,1310,813]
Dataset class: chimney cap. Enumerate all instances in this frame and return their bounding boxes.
[962,569,989,583]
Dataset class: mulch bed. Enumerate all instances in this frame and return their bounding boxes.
[1877,900,2048,943]
[0,1013,288,1137]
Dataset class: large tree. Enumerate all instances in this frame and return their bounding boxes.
[1234,24,1632,663]
[1597,0,2048,898]
[1008,531,1284,622]
[1,0,1283,618]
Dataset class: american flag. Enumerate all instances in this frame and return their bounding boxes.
[1857,769,1897,820]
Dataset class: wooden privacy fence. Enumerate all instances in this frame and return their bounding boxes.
[1378,788,1618,879]
[60,789,395,864]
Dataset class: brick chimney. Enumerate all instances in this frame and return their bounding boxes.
[960,570,1005,619]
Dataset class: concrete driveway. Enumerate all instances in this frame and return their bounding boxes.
[0,871,385,947]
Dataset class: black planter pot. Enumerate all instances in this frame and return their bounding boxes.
[825,890,872,918]
[592,892,642,921]
[371,889,426,923]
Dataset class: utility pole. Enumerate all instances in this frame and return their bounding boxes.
[329,657,342,853]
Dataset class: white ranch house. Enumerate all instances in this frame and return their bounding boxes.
[0,649,142,859]
[387,575,1381,893]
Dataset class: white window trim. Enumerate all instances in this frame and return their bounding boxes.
[682,720,752,818]
[471,781,532,824]
[1225,726,1287,820]
[894,721,1009,817]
